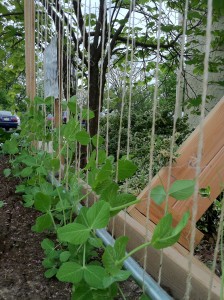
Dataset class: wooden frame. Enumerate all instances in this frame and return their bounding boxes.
[110,210,221,300]
[129,97,224,250]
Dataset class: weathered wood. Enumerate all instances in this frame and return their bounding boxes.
[109,210,221,300]
[24,0,36,100]
[129,97,224,249]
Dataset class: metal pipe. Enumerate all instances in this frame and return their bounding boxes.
[49,174,173,300]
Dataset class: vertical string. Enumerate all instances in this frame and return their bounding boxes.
[65,0,73,190]
[207,194,224,300]
[123,0,136,236]
[142,0,162,289]
[184,0,213,298]
[105,0,112,158]
[74,0,80,172]
[115,1,132,182]
[85,0,92,204]
[157,0,189,285]
[77,0,87,173]
[111,1,133,238]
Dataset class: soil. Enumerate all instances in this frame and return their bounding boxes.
[0,155,221,300]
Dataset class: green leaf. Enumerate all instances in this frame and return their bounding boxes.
[111,193,136,208]
[49,158,60,171]
[75,130,91,145]
[82,108,95,120]
[34,96,45,105]
[63,119,78,141]
[41,238,55,251]
[2,139,19,154]
[87,201,110,229]
[117,159,137,181]
[71,283,93,300]
[36,166,48,176]
[44,268,57,278]
[44,96,54,105]
[102,246,120,275]
[22,156,37,167]
[103,270,131,288]
[151,212,190,249]
[168,180,195,200]
[150,185,166,205]
[59,251,71,262]
[16,184,26,193]
[96,160,113,183]
[3,168,11,177]
[84,265,108,289]
[34,192,51,212]
[76,206,89,226]
[114,236,128,260]
[20,167,33,178]
[92,134,104,147]
[99,182,119,202]
[57,262,83,283]
[98,150,107,164]
[0,200,4,208]
[42,258,55,268]
[33,213,52,233]
[67,96,77,114]
[88,237,103,248]
[102,236,128,275]
[57,223,90,245]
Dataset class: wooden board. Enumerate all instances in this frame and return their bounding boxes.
[109,211,221,300]
[129,97,224,249]
[24,0,36,100]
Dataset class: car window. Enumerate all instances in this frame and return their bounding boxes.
[0,111,12,116]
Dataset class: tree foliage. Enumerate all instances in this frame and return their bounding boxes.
[0,0,25,110]
[0,0,223,124]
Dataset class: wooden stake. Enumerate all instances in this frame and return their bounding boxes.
[24,0,36,100]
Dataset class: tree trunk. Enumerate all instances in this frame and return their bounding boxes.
[89,64,100,137]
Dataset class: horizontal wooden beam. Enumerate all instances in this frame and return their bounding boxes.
[109,210,221,300]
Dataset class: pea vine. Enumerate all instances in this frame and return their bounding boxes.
[1,96,198,299]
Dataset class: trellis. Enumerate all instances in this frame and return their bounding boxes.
[24,1,223,299]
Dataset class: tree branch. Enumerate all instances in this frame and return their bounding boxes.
[72,0,89,50]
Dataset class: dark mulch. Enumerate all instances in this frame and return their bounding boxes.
[0,156,71,300]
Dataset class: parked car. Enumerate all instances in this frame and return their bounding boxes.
[15,115,21,126]
[0,111,18,131]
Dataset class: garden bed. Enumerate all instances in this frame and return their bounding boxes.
[0,154,221,300]
[0,155,143,300]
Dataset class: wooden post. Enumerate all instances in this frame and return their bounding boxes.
[24,0,36,100]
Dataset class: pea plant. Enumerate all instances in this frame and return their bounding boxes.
[2,96,196,299]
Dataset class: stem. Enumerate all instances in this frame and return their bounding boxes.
[118,285,127,300]
[83,243,86,267]
[56,186,67,225]
[48,211,58,232]
[116,240,152,266]
[110,199,140,212]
